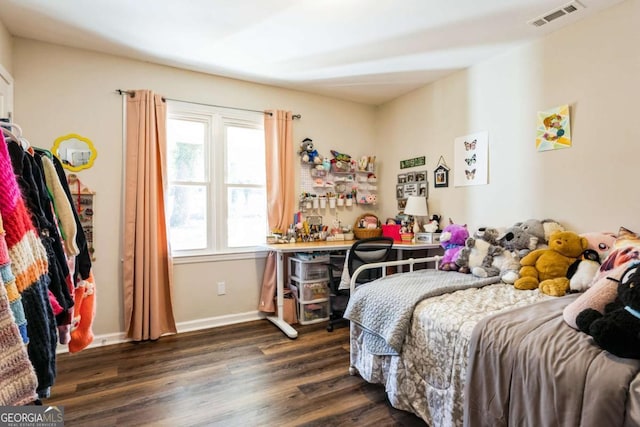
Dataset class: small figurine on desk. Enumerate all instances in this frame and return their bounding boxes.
[424,214,442,233]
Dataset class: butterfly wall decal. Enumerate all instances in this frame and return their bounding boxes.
[464,154,476,166]
[464,139,477,151]
[465,169,476,180]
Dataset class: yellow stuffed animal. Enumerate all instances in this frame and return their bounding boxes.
[514,230,588,296]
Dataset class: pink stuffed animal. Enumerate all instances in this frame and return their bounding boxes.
[439,220,469,271]
[568,231,617,292]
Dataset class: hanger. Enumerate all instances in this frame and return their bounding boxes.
[1,126,19,142]
[1,122,31,150]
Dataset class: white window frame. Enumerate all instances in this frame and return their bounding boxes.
[166,100,267,260]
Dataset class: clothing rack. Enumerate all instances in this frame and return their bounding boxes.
[115,89,302,119]
[0,120,97,404]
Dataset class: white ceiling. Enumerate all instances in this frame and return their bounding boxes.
[0,0,625,105]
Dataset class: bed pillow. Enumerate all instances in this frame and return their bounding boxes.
[563,226,640,329]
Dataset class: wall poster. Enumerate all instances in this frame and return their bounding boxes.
[454,130,488,187]
[536,104,571,152]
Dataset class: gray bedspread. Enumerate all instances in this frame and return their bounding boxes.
[464,294,640,427]
[344,270,501,355]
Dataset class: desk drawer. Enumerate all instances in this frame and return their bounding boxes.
[290,257,329,281]
[289,279,329,303]
[297,300,330,325]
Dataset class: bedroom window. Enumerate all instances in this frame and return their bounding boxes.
[165,101,267,256]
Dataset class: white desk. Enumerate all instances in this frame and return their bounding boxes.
[262,240,442,338]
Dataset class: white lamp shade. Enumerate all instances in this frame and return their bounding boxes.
[404,196,429,217]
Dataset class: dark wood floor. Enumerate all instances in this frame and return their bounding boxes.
[47,320,427,426]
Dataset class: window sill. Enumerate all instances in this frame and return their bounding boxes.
[172,248,269,265]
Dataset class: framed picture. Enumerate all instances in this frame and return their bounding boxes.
[405,172,416,183]
[396,184,404,199]
[397,174,407,184]
[434,165,449,188]
[419,182,428,198]
[454,130,488,187]
[397,198,407,210]
[403,183,418,197]
[415,170,427,182]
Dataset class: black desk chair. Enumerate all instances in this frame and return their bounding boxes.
[326,236,394,331]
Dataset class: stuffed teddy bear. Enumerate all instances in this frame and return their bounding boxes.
[575,263,640,359]
[299,138,322,165]
[439,220,469,271]
[514,230,588,296]
[515,218,565,249]
[456,227,501,275]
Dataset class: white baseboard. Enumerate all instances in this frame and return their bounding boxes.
[56,311,265,354]
[176,311,264,333]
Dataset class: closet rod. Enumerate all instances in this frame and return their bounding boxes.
[115,89,301,119]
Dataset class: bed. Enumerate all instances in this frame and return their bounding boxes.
[344,256,640,427]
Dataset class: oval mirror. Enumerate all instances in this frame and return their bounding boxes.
[52,133,97,172]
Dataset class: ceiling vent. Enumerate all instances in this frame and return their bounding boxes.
[528,1,585,27]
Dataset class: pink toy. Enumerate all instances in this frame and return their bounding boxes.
[581,231,617,262]
[439,220,469,271]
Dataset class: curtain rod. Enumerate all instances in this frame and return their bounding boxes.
[115,90,301,119]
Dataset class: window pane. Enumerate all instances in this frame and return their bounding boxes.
[167,118,206,181]
[167,185,207,250]
[226,126,265,185]
[227,187,267,247]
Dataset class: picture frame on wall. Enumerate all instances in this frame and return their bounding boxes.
[396,184,404,199]
[419,182,428,198]
[434,165,449,188]
[405,172,416,183]
[398,198,407,210]
[415,170,426,182]
[403,183,418,197]
[398,174,407,184]
[434,155,450,188]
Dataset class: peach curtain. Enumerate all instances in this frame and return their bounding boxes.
[258,110,295,313]
[123,90,177,341]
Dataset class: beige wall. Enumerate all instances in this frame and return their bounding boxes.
[0,19,12,74]
[12,39,377,337]
[376,0,640,235]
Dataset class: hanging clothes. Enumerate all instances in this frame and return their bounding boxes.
[48,153,92,281]
[0,211,38,405]
[0,132,57,399]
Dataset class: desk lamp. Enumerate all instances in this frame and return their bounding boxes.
[404,196,429,235]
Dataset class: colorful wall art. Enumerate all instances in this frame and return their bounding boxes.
[536,104,571,152]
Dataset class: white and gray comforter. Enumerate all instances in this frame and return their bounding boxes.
[350,283,551,427]
[344,270,501,355]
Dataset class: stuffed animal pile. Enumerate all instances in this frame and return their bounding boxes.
[456,226,537,284]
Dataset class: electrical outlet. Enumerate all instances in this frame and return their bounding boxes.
[217,281,226,295]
